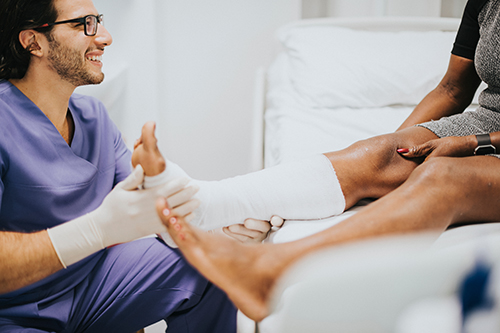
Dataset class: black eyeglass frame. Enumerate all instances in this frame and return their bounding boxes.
[34,14,104,36]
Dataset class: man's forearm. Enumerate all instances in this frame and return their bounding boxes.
[0,230,63,294]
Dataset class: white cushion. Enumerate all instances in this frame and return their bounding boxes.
[278,25,456,108]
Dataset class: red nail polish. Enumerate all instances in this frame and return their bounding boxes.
[169,217,177,224]
[397,148,409,153]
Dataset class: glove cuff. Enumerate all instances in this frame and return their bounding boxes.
[47,214,104,268]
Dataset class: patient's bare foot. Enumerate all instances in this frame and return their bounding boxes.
[156,198,288,321]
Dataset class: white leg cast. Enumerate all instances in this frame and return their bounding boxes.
[146,154,345,231]
[190,154,345,230]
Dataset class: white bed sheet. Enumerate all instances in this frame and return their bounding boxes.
[263,29,431,167]
[265,105,413,167]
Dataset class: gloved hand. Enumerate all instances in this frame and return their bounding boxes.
[216,218,273,243]
[160,216,281,248]
[48,165,200,268]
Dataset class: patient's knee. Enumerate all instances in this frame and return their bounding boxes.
[349,135,397,162]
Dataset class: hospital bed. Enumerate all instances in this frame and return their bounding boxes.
[240,16,500,333]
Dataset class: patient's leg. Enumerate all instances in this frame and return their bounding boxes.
[134,123,343,246]
[175,126,438,231]
[143,154,346,231]
[326,126,439,208]
[161,127,437,231]
[140,123,437,232]
[157,155,500,321]
[191,154,346,229]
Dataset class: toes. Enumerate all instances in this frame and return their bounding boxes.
[156,197,197,244]
[156,197,178,232]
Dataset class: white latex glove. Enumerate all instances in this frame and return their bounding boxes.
[48,165,199,268]
[160,218,274,247]
[210,218,272,244]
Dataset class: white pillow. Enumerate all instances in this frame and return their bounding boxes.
[278,25,456,108]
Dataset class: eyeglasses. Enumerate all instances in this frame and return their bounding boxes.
[35,14,104,36]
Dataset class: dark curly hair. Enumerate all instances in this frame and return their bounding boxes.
[0,0,58,80]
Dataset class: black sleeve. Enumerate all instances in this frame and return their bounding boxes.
[452,0,489,60]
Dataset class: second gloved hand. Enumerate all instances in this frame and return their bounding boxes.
[215,218,273,243]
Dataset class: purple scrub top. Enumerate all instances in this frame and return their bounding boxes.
[0,80,132,304]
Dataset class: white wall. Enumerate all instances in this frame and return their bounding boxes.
[79,0,301,181]
[156,1,301,180]
[442,0,468,17]
[303,0,467,18]
[77,0,164,148]
[78,0,466,183]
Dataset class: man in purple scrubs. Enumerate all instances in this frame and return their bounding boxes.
[0,0,236,331]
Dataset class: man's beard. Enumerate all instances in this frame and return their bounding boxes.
[47,35,104,86]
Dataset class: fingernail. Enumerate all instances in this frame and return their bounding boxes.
[169,217,177,224]
[162,208,170,216]
[397,148,409,153]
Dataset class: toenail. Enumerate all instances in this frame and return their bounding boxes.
[163,208,170,216]
[169,217,177,224]
[174,224,181,231]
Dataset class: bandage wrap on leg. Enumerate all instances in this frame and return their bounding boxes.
[153,154,345,243]
[191,154,345,229]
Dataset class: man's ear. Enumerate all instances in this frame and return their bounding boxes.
[19,30,43,57]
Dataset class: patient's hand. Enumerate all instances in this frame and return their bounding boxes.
[132,122,166,176]
[397,136,477,162]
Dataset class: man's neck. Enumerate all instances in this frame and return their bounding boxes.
[10,69,76,144]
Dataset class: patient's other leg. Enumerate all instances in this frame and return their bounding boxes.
[157,155,500,321]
